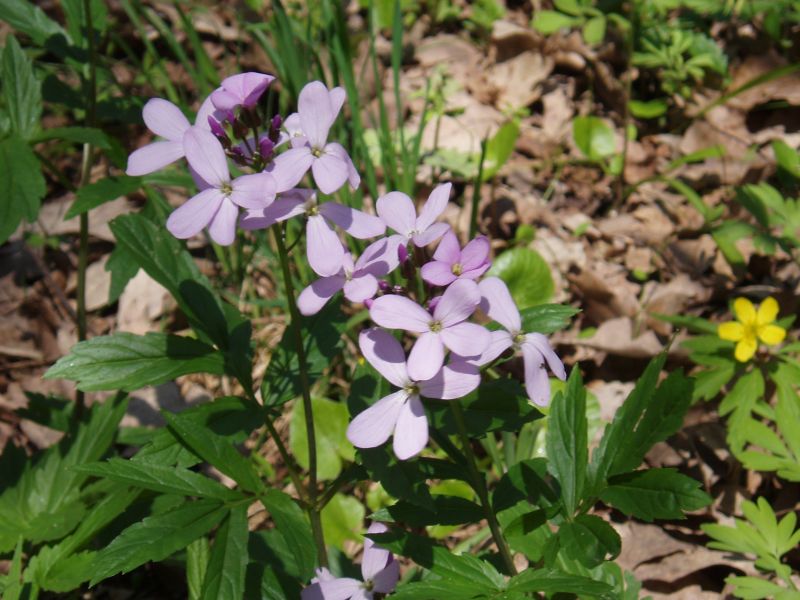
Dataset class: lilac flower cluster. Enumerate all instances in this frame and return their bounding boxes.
[128,72,565,460]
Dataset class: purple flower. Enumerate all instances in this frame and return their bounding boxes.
[302,523,399,600]
[476,277,566,406]
[297,238,399,315]
[166,128,276,246]
[126,97,213,176]
[270,81,359,194]
[369,279,490,381]
[240,189,385,276]
[347,329,481,460]
[210,72,275,111]
[421,231,491,286]
[377,183,451,247]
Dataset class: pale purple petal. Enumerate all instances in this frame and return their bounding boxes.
[311,149,349,195]
[372,559,400,594]
[344,274,378,304]
[377,192,416,236]
[420,261,457,287]
[317,577,362,600]
[229,172,277,209]
[432,231,461,264]
[183,127,229,187]
[440,322,490,358]
[284,113,307,148]
[521,343,550,406]
[370,295,431,333]
[238,196,306,230]
[393,395,428,460]
[300,584,324,600]
[325,142,360,190]
[347,390,407,449]
[407,332,445,382]
[208,90,239,112]
[349,590,371,600]
[329,87,346,119]
[415,182,451,232]
[307,214,345,277]
[411,222,450,247]
[355,237,399,276]
[126,141,184,176]
[358,328,409,388]
[207,198,239,246]
[433,279,481,328]
[271,147,315,191]
[418,361,481,400]
[462,263,490,280]
[320,202,385,239]
[460,235,490,271]
[194,95,217,130]
[166,188,223,240]
[299,81,334,148]
[471,330,514,366]
[478,277,521,333]
[143,98,190,141]
[362,523,391,581]
[298,275,345,316]
[212,72,274,109]
[524,333,566,380]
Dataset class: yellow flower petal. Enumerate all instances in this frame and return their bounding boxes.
[756,296,779,326]
[758,324,786,346]
[718,322,745,342]
[733,298,756,326]
[734,336,758,362]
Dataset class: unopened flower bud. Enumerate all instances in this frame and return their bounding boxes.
[259,137,275,160]
[378,280,391,292]
[208,116,226,138]
[397,244,409,264]
[428,295,441,312]
[271,114,283,131]
[364,298,374,310]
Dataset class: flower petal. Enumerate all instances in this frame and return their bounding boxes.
[718,321,744,342]
[377,192,416,236]
[757,296,780,326]
[758,324,786,346]
[312,149,349,195]
[433,279,480,328]
[393,395,428,460]
[415,182,451,232]
[521,343,550,406]
[470,330,514,366]
[299,81,334,148]
[460,235,490,271]
[347,390,407,449]
[440,322,490,358]
[411,222,449,247]
[194,95,219,130]
[344,274,378,304]
[407,331,445,382]
[462,263,490,280]
[126,141,184,176]
[320,202,385,239]
[166,188,224,240]
[238,195,306,230]
[419,361,480,400]
[229,172,277,209]
[270,146,315,191]
[317,577,363,600]
[143,98,190,141]
[734,335,758,362]
[325,142,361,190]
[307,214,345,277]
[298,276,345,316]
[733,297,756,326]
[420,261,457,287]
[524,333,566,380]
[362,523,391,581]
[355,237,399,276]
[207,198,239,246]
[359,328,409,387]
[478,277,521,333]
[183,127,229,187]
[432,230,461,264]
[370,295,431,333]
[329,87,347,119]
[212,72,274,109]
[372,558,400,594]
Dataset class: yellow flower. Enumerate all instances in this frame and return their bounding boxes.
[718,297,786,362]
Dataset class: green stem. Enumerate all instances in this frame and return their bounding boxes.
[271,224,328,567]
[449,401,517,575]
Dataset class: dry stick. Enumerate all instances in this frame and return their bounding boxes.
[272,224,328,568]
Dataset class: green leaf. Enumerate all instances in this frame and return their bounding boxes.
[261,489,317,581]
[532,10,580,34]
[30,126,112,148]
[2,35,42,139]
[559,514,621,567]
[163,411,263,494]
[200,506,248,600]
[0,135,46,244]
[773,139,800,179]
[519,304,580,334]
[600,469,710,521]
[26,548,95,592]
[628,98,668,119]
[75,459,243,501]
[572,116,615,160]
[371,495,484,527]
[105,243,140,304]
[493,458,558,513]
[547,369,587,515]
[89,498,228,586]
[581,15,606,45]
[508,567,613,596]
[290,396,354,481]
[487,247,554,309]
[713,220,755,268]
[727,576,794,600]
[0,0,68,46]
[186,537,209,600]
[321,493,365,551]
[66,176,142,219]
[45,332,225,391]
[483,120,519,178]
[720,369,764,452]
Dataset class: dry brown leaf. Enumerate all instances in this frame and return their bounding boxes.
[568,316,664,358]
[487,51,553,111]
[117,270,169,335]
